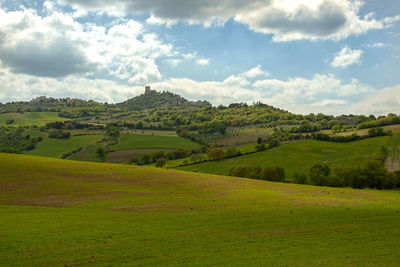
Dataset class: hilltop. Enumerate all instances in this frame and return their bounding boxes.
[116,87,211,110]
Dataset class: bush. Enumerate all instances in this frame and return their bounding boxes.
[255,143,266,151]
[261,166,285,182]
[48,130,70,139]
[293,171,308,184]
[229,166,249,177]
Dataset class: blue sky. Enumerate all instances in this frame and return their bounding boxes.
[0,0,399,115]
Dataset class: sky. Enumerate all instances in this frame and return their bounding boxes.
[0,0,399,115]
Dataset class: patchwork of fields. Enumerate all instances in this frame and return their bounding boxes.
[1,153,400,266]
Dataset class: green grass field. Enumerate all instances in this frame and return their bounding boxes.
[0,112,67,126]
[1,153,400,266]
[111,134,199,150]
[25,134,103,158]
[178,137,390,177]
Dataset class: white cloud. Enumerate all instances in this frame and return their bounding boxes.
[0,6,173,84]
[241,65,270,78]
[0,63,396,115]
[331,46,363,68]
[366,43,389,48]
[196,59,210,65]
[0,69,141,103]
[166,59,181,67]
[351,84,400,115]
[183,53,197,60]
[60,0,400,41]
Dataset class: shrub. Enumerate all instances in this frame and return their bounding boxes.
[48,130,71,139]
[261,166,285,182]
[293,171,308,184]
[255,143,266,151]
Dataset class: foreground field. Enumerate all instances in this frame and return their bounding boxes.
[178,137,390,177]
[1,153,400,266]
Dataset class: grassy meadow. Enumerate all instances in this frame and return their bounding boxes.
[178,137,390,177]
[0,112,68,126]
[1,153,400,266]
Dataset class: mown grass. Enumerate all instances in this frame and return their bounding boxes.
[111,134,199,150]
[25,134,103,158]
[0,112,67,126]
[178,137,390,177]
[1,153,400,266]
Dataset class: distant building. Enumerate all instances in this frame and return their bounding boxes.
[31,96,47,103]
[145,86,151,94]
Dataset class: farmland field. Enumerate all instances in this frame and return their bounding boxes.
[0,112,67,126]
[1,153,400,266]
[111,134,199,150]
[178,137,390,177]
[25,134,103,158]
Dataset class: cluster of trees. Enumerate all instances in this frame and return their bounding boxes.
[0,127,42,153]
[48,130,71,139]
[129,149,190,166]
[229,166,286,182]
[357,114,400,129]
[296,161,399,189]
[311,127,389,142]
[228,161,400,190]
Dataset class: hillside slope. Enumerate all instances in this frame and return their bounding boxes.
[179,136,390,177]
[1,153,400,266]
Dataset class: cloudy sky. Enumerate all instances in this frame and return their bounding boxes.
[0,0,399,115]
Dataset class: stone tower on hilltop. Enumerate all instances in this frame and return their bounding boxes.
[145,86,151,94]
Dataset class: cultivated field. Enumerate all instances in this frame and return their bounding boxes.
[178,137,390,177]
[0,112,68,126]
[25,134,103,158]
[1,153,400,266]
[111,134,199,150]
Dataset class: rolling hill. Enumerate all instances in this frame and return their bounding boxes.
[178,136,391,177]
[1,153,400,266]
[116,87,211,110]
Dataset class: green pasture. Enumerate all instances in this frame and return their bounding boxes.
[25,134,102,158]
[1,153,400,266]
[111,134,199,150]
[0,112,67,126]
[178,137,391,177]
[67,143,105,162]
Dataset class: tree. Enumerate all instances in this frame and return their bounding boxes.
[190,153,204,163]
[293,171,308,184]
[310,164,330,186]
[262,166,285,182]
[208,148,225,160]
[155,157,168,167]
[96,147,106,161]
[331,125,340,133]
[257,137,263,144]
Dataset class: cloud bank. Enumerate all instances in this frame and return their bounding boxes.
[61,0,398,41]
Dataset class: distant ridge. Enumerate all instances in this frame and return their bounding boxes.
[116,86,211,110]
